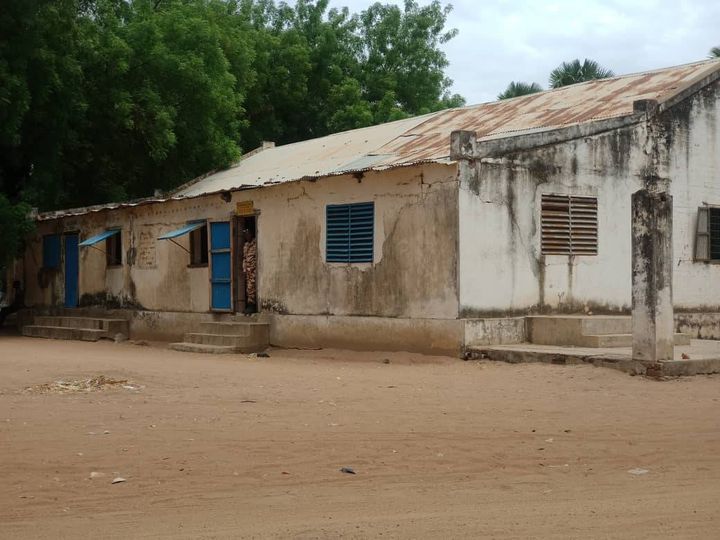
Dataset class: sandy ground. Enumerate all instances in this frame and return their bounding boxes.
[0,334,719,539]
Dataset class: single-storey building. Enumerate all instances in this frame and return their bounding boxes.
[7,59,720,355]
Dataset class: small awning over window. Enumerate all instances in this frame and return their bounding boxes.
[158,221,205,240]
[79,229,120,247]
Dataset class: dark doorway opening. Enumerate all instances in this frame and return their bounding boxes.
[64,233,79,308]
[235,215,258,314]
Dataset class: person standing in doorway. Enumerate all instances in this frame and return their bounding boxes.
[242,228,257,314]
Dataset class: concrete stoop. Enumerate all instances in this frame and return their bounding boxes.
[467,343,720,377]
[462,315,716,377]
[22,316,129,342]
[169,321,269,354]
[526,315,691,348]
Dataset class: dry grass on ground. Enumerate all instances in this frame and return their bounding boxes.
[0,335,719,539]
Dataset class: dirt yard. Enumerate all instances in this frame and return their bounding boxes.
[0,334,719,539]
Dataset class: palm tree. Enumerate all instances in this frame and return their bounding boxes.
[549,59,614,88]
[710,46,720,58]
[497,81,543,100]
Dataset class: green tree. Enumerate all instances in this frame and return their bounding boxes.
[0,195,34,274]
[549,58,614,88]
[0,0,86,208]
[710,46,720,58]
[67,0,253,203]
[239,0,464,146]
[1,0,253,209]
[0,0,464,213]
[497,81,543,100]
[356,0,464,123]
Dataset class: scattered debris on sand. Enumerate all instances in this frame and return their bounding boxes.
[24,375,141,394]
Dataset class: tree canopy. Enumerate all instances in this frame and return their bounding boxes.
[0,0,463,225]
[498,57,614,101]
[0,0,464,274]
[710,46,720,58]
[497,81,543,100]
[549,58,614,89]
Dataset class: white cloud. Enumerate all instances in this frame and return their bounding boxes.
[331,0,720,103]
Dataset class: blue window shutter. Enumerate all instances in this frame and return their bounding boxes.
[326,202,374,263]
[43,235,61,269]
[348,202,374,262]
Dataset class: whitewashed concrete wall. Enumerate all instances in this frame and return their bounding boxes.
[667,83,720,309]
[459,80,720,315]
[21,162,459,320]
[256,163,458,318]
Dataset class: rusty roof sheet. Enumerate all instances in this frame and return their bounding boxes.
[177,59,720,197]
[374,58,720,164]
[39,59,720,219]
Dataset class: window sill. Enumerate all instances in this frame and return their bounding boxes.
[106,264,123,269]
[187,263,209,268]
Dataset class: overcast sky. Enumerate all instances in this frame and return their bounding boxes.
[331,0,720,104]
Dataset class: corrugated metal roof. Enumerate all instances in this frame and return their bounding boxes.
[37,59,720,220]
[177,59,720,197]
[178,114,435,196]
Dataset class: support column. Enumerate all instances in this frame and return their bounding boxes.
[631,188,674,363]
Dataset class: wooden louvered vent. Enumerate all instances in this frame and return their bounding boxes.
[541,194,598,255]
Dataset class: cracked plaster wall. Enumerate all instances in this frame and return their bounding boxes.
[19,163,459,318]
[458,80,720,315]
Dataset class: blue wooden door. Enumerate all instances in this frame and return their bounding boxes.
[64,234,79,308]
[210,222,232,310]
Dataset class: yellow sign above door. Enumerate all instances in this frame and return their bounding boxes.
[236,201,254,216]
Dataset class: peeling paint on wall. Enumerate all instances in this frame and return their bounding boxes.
[458,79,720,315]
[21,163,459,320]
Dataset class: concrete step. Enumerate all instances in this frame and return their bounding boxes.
[528,315,634,346]
[168,342,241,354]
[581,333,633,347]
[199,321,269,337]
[184,332,258,348]
[581,333,692,348]
[581,316,631,335]
[22,325,105,342]
[33,316,128,335]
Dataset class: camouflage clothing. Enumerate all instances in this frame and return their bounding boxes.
[242,238,257,305]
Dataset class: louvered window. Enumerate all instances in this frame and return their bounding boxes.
[326,202,374,263]
[710,209,720,260]
[541,194,598,255]
[695,207,720,261]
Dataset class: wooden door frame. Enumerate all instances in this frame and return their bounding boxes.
[63,231,80,308]
[234,215,246,312]
[233,213,259,313]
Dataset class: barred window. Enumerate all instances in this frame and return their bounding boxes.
[694,207,720,261]
[541,194,598,255]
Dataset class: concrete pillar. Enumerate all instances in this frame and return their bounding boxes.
[631,188,674,362]
[450,130,478,160]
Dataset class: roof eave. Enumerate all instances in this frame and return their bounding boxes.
[656,60,720,114]
[34,159,453,222]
